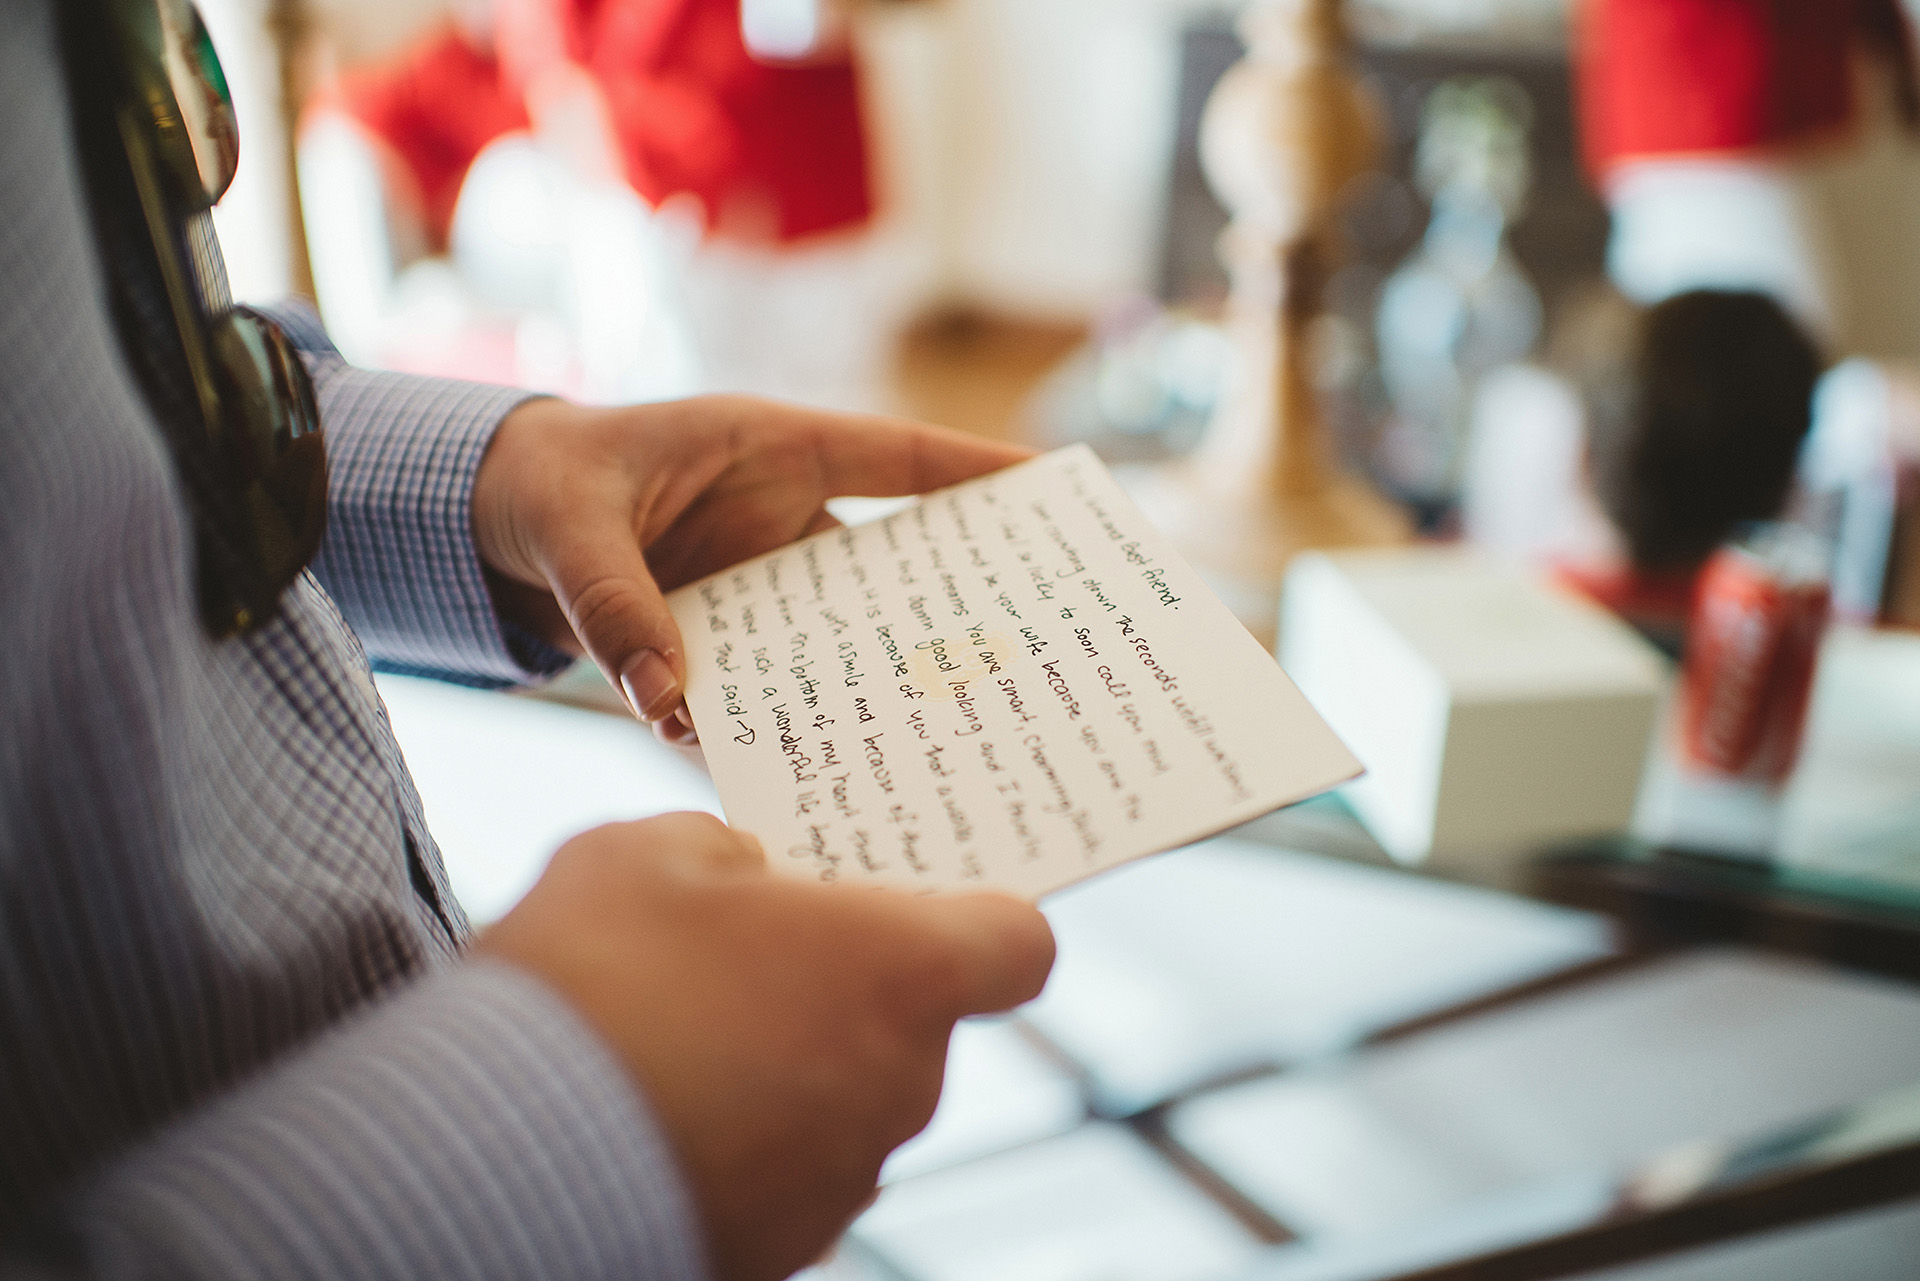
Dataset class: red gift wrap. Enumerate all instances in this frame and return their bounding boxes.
[1575,0,1919,177]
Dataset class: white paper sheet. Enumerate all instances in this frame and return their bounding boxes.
[1023,838,1615,1113]
[667,445,1361,898]
[853,1123,1261,1281]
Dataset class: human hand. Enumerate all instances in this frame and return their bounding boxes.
[471,395,1030,743]
[474,813,1055,1281]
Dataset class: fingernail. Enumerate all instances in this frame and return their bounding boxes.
[652,716,700,747]
[673,704,694,731]
[620,650,678,721]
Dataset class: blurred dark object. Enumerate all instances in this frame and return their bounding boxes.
[1887,502,1920,628]
[1544,290,1822,655]
[1537,841,1920,986]
[1589,291,1823,573]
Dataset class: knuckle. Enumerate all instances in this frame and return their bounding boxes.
[566,573,655,642]
[725,829,768,871]
[647,811,764,876]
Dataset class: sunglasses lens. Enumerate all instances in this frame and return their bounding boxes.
[161,1,239,204]
[208,308,326,617]
[214,308,320,452]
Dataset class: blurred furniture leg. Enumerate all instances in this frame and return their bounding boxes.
[1126,0,1407,646]
[264,0,315,297]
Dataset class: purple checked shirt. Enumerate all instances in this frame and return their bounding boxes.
[0,3,706,1276]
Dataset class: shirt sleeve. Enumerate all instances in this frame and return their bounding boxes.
[28,962,709,1281]
[264,301,574,688]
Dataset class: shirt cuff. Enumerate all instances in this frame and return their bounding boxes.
[70,961,710,1281]
[263,301,573,687]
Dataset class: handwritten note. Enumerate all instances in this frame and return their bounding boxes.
[667,445,1361,899]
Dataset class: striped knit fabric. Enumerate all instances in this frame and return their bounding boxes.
[0,3,705,1277]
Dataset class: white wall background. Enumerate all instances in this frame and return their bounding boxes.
[861,0,1220,318]
[201,0,300,300]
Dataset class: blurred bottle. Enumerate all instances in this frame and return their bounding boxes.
[1795,357,1920,627]
[1679,526,1832,785]
[1642,522,1832,860]
[1373,76,1541,523]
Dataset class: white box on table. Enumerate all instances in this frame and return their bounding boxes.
[1278,548,1668,868]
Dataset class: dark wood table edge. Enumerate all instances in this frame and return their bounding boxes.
[1529,840,1920,987]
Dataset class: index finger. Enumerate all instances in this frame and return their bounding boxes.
[790,408,1036,499]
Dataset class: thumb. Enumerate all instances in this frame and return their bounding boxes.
[544,523,688,723]
[911,892,1057,1018]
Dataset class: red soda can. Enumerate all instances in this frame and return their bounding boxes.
[1677,526,1832,785]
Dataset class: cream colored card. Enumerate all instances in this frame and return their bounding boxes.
[667,445,1361,899]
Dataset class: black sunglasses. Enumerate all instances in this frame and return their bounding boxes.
[64,0,327,639]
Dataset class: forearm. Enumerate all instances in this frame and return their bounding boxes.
[11,963,706,1281]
